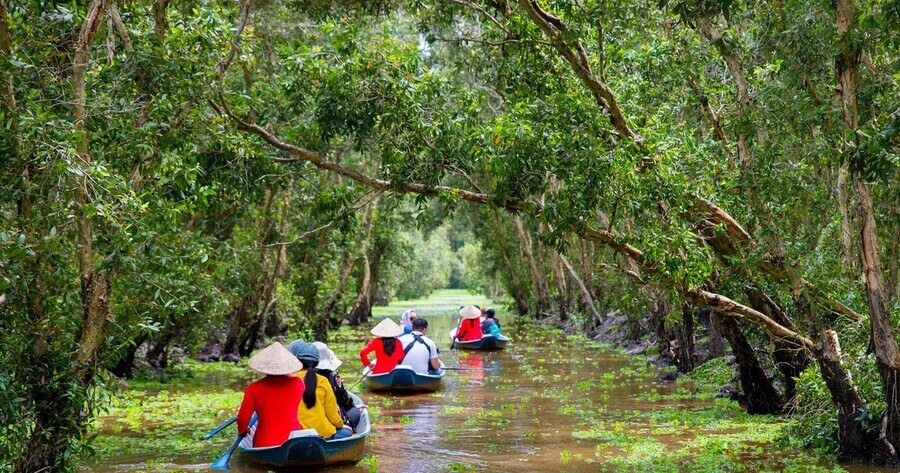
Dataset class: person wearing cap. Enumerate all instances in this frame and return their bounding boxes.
[288,340,353,440]
[454,305,484,342]
[359,318,405,374]
[236,342,305,448]
[399,308,417,334]
[398,318,442,374]
[312,341,362,429]
[481,308,502,337]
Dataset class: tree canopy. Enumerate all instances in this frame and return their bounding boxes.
[0,0,897,469]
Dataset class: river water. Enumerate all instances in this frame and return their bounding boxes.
[86,295,870,472]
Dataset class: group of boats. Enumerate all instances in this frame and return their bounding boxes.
[218,324,509,471]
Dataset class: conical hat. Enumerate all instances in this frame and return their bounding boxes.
[370,318,404,338]
[313,341,343,371]
[247,342,303,375]
[460,305,482,319]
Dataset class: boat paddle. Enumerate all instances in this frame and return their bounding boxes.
[204,416,237,440]
[210,413,257,471]
[348,366,372,391]
[441,367,491,371]
[450,317,463,350]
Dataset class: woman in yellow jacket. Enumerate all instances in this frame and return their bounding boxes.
[288,340,353,439]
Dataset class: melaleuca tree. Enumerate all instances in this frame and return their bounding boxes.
[212,0,897,463]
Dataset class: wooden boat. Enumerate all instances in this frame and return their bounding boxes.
[366,365,444,392]
[450,328,509,350]
[236,393,370,470]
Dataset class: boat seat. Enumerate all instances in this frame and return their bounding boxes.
[288,429,320,439]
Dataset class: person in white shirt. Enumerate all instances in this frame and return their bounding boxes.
[397,318,442,374]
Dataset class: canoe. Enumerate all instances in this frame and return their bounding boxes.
[236,393,370,470]
[366,365,444,392]
[450,328,509,350]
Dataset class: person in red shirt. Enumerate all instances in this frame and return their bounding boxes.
[237,342,305,448]
[359,318,405,374]
[454,305,483,342]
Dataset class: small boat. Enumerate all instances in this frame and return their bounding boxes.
[236,393,370,470]
[366,365,444,392]
[449,328,509,350]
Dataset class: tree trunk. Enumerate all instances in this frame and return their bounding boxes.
[152,0,169,44]
[514,216,550,316]
[856,178,900,457]
[815,329,889,462]
[322,201,374,318]
[747,288,811,404]
[835,0,900,458]
[714,314,784,415]
[560,254,603,324]
[700,308,726,358]
[649,292,671,360]
[548,246,571,320]
[19,1,109,469]
[348,255,372,326]
[110,333,147,378]
[223,187,286,356]
[673,305,696,372]
[837,164,857,273]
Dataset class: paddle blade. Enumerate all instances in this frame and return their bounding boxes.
[210,433,245,471]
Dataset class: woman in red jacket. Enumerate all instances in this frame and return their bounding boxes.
[359,318,405,374]
[236,342,305,448]
[454,305,484,342]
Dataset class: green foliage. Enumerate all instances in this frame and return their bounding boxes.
[690,357,735,388]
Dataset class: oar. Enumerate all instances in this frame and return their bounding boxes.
[348,366,372,390]
[210,414,257,471]
[442,367,492,371]
[204,416,236,440]
[450,317,463,349]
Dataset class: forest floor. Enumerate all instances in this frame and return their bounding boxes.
[82,290,867,472]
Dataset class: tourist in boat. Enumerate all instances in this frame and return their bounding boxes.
[454,305,484,342]
[481,308,502,337]
[312,341,362,430]
[359,318,405,374]
[398,317,442,374]
[289,340,353,440]
[236,342,305,448]
[399,308,417,334]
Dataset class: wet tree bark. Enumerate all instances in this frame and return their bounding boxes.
[714,314,784,415]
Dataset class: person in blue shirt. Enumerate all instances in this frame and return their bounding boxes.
[480,308,502,337]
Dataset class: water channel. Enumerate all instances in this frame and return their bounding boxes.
[85,290,871,472]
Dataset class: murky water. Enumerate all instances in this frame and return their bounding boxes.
[86,303,882,472]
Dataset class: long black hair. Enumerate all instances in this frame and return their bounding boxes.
[301,359,318,409]
[381,337,396,356]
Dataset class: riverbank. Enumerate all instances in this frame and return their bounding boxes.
[84,292,853,472]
